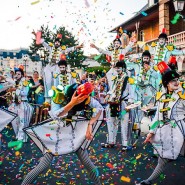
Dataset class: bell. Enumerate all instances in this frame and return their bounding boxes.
[52,89,65,104]
[151,42,157,47]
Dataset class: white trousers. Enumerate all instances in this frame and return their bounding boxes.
[106,103,130,146]
[43,64,59,98]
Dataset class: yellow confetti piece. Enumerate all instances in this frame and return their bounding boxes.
[92,108,96,112]
[15,151,20,156]
[31,0,40,5]
[121,176,131,182]
[136,154,142,160]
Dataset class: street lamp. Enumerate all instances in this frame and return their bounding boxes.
[173,0,185,12]
[22,54,28,75]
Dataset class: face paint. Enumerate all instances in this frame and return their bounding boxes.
[142,56,150,63]
[59,65,66,74]
[168,78,180,90]
[15,71,22,80]
[114,41,121,49]
[55,41,60,48]
[115,67,123,74]
[159,38,166,46]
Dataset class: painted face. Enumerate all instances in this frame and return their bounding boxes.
[142,56,150,63]
[167,78,180,90]
[54,41,60,48]
[115,67,123,74]
[15,71,22,80]
[159,38,166,46]
[114,41,121,49]
[59,65,66,74]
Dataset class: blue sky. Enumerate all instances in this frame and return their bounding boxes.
[0,0,147,55]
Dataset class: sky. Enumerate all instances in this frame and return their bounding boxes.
[0,0,147,55]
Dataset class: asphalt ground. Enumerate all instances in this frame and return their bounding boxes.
[0,122,184,185]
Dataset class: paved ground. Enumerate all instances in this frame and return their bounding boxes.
[0,122,184,185]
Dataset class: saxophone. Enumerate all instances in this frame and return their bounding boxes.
[108,74,125,104]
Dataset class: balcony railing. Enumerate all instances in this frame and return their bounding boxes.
[146,31,185,48]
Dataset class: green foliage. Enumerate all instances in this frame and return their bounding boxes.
[29,25,87,68]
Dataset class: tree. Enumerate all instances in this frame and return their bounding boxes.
[29,25,87,68]
[29,25,52,66]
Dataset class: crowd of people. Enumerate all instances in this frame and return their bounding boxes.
[0,28,185,185]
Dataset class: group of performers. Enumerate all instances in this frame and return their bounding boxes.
[0,28,185,185]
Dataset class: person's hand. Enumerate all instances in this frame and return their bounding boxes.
[144,63,150,71]
[7,87,16,92]
[104,94,110,103]
[32,30,36,36]
[76,43,84,49]
[70,91,88,106]
[143,133,154,144]
[90,43,97,49]
[130,31,137,43]
[86,124,93,140]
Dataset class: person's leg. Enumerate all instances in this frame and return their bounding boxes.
[140,157,169,184]
[121,111,129,150]
[21,153,53,185]
[43,65,52,102]
[76,148,101,185]
[106,117,118,145]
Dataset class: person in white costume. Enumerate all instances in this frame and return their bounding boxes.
[101,61,135,151]
[0,73,17,133]
[90,35,136,89]
[22,82,103,185]
[33,31,83,103]
[140,62,185,185]
[8,67,34,150]
[149,29,185,65]
[50,60,78,112]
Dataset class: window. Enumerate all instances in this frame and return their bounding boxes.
[139,30,144,41]
[149,0,158,6]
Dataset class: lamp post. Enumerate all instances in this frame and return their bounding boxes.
[173,0,185,12]
[23,54,28,75]
[37,49,45,67]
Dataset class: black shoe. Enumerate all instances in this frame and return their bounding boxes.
[140,180,152,185]
[101,143,115,148]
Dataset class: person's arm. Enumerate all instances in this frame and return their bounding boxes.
[57,92,88,117]
[143,101,159,144]
[171,48,185,56]
[86,98,103,140]
[90,43,111,55]
[122,33,137,55]
[64,43,83,54]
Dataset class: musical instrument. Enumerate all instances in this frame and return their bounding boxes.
[125,101,141,110]
[140,116,152,135]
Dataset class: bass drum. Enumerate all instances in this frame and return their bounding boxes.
[140,116,152,135]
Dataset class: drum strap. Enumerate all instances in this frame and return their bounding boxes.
[120,76,129,102]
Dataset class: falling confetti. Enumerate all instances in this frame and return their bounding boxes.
[31,0,40,5]
[141,11,148,16]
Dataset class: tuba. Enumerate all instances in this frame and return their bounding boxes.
[108,75,125,104]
